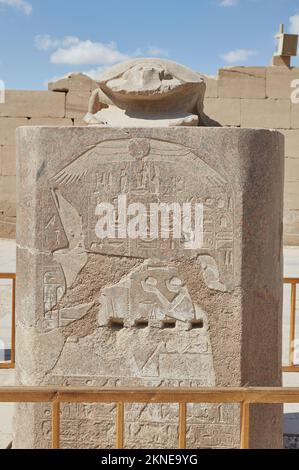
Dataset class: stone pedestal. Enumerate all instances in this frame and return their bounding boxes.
[15,126,284,449]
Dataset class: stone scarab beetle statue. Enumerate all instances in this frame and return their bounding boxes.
[84,58,206,127]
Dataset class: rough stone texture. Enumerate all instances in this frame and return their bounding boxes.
[48,73,97,93]
[85,59,206,127]
[284,211,299,245]
[203,98,241,126]
[280,130,299,157]
[219,67,266,99]
[291,102,299,129]
[0,118,28,146]
[0,91,65,118]
[14,126,283,449]
[0,146,16,176]
[66,92,92,118]
[0,174,16,239]
[266,67,299,99]
[241,99,291,129]
[202,75,218,98]
[28,118,73,127]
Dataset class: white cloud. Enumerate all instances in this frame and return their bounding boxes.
[82,66,105,81]
[221,48,257,64]
[37,35,170,85]
[147,46,169,57]
[219,0,238,6]
[50,39,129,65]
[0,0,32,15]
[35,35,79,51]
[35,35,129,66]
[289,14,299,34]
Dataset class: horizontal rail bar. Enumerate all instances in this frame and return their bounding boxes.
[0,363,15,370]
[284,278,299,284]
[282,366,299,372]
[1,387,299,404]
[0,274,16,279]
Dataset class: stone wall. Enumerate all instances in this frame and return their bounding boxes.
[0,67,299,245]
[204,66,299,246]
[0,74,96,239]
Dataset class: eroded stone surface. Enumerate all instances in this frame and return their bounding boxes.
[84,59,206,127]
[15,126,284,449]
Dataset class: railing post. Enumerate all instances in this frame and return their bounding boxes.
[11,276,16,367]
[116,402,125,449]
[52,400,60,449]
[179,402,187,449]
[290,282,297,366]
[240,401,250,449]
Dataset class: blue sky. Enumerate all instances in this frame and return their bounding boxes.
[1,0,299,89]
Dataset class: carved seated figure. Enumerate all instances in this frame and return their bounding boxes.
[84,58,206,127]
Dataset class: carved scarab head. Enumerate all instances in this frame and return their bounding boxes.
[85,58,207,127]
[101,59,203,98]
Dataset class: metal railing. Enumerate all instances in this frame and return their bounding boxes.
[0,274,15,369]
[0,386,299,449]
[283,278,299,373]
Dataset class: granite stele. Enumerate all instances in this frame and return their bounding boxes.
[14,59,284,449]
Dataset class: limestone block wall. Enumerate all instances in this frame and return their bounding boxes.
[204,66,299,246]
[0,67,299,245]
[0,74,94,239]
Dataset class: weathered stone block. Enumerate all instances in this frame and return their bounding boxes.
[284,210,299,246]
[0,175,16,210]
[241,99,291,128]
[48,73,97,93]
[0,175,16,238]
[28,118,73,127]
[0,91,65,118]
[0,220,16,239]
[0,146,16,176]
[291,102,299,128]
[285,182,299,210]
[66,92,91,118]
[203,75,218,98]
[0,118,28,146]
[73,119,88,127]
[279,129,299,157]
[219,67,266,99]
[266,66,299,99]
[285,158,299,181]
[15,126,283,449]
[272,56,291,67]
[204,98,241,126]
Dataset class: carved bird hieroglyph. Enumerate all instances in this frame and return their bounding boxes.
[51,189,88,289]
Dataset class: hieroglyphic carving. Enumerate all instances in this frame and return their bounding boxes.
[43,267,65,314]
[34,134,237,448]
[44,303,94,331]
[37,374,239,449]
[51,189,88,289]
[98,262,208,328]
[47,137,235,288]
